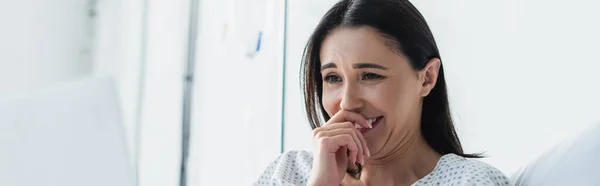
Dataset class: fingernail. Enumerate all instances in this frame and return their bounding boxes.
[361,157,365,165]
[367,148,371,157]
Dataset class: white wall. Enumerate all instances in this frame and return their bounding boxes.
[93,0,189,186]
[282,0,600,176]
[2,1,189,185]
[92,0,146,166]
[0,0,146,177]
[136,0,189,186]
[188,0,285,185]
[93,1,287,185]
[0,0,91,97]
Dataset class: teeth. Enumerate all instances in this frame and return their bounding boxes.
[357,118,378,129]
[355,123,362,129]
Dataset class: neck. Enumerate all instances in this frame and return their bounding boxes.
[360,132,441,185]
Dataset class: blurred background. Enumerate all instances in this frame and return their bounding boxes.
[1,0,599,185]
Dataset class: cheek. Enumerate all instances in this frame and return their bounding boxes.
[321,87,341,117]
[371,80,420,114]
[362,86,389,108]
[367,84,402,110]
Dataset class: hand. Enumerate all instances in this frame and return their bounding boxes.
[307,110,372,186]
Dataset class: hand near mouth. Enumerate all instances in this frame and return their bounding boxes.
[308,110,372,186]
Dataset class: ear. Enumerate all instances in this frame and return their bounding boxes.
[419,58,441,97]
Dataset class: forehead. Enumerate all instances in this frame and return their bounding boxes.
[319,26,399,64]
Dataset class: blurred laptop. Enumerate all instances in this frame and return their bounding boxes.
[0,76,136,186]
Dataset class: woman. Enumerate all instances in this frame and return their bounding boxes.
[256,0,511,185]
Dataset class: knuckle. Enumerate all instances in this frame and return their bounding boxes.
[314,131,325,139]
[342,128,352,135]
[348,143,357,151]
[316,136,329,145]
[343,122,354,128]
[311,129,319,137]
[346,128,356,134]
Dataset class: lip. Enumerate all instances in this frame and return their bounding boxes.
[359,116,383,134]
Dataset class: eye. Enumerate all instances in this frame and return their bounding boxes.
[323,74,342,83]
[362,73,385,80]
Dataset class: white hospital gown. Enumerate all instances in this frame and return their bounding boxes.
[255,151,512,186]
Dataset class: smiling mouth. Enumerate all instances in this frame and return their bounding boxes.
[355,116,384,133]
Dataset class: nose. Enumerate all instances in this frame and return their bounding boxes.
[339,83,364,112]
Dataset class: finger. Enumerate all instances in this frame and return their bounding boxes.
[338,134,359,164]
[318,121,354,130]
[342,122,364,164]
[327,110,372,129]
[323,134,359,163]
[312,121,353,137]
[316,125,363,164]
[354,127,370,157]
[320,122,369,158]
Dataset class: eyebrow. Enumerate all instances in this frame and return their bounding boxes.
[320,63,337,70]
[320,62,388,70]
[353,63,388,70]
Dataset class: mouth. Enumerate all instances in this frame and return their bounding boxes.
[355,116,384,134]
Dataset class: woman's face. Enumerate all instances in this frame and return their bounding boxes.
[319,26,439,156]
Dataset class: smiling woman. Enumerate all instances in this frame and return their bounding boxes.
[255,0,511,185]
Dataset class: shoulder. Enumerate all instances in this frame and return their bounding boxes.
[413,154,513,186]
[254,150,313,186]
